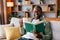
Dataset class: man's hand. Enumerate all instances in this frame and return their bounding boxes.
[32,30,43,39]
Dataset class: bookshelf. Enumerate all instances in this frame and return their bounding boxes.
[8,0,59,21]
[13,0,56,12]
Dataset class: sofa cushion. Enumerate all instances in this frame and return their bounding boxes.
[4,27,21,40]
[10,17,20,27]
[0,24,12,38]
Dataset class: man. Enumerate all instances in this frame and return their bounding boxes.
[32,6,52,40]
[18,6,52,40]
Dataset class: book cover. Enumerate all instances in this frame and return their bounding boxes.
[25,21,45,33]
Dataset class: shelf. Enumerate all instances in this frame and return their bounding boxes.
[45,18,56,21]
[15,4,32,6]
[15,4,56,6]
[12,10,32,12]
[14,10,55,13]
[43,11,56,13]
[19,4,31,6]
[45,18,60,21]
[48,4,56,6]
[14,4,22,6]
[32,4,56,6]
[23,11,32,12]
[32,4,48,6]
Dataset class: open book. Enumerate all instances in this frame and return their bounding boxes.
[25,21,45,33]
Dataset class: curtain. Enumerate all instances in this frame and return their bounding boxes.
[0,0,4,24]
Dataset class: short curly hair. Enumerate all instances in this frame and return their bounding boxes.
[34,5,42,11]
[33,5,43,18]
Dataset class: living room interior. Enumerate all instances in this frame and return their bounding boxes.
[0,0,60,40]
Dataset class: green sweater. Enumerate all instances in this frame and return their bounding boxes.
[41,20,52,40]
[32,17,52,40]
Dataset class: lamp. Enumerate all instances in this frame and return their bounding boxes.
[7,2,14,12]
[7,2,14,7]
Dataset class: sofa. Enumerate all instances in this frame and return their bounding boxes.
[0,18,60,40]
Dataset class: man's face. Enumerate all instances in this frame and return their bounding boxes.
[34,12,40,19]
[33,7,42,19]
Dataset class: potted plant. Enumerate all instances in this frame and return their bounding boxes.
[8,12,18,21]
[40,0,44,4]
[24,0,30,5]
[18,0,22,5]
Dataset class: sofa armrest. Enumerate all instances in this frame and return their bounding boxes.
[50,21,60,40]
[0,24,13,39]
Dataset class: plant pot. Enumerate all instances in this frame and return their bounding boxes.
[24,1,30,5]
[40,1,43,4]
[42,6,49,12]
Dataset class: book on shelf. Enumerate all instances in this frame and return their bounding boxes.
[25,21,45,33]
